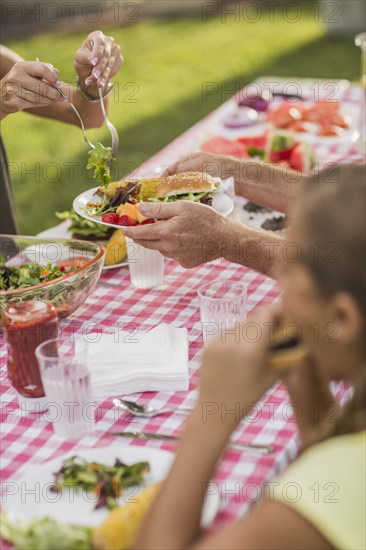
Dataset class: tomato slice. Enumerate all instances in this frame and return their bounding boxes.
[56,256,89,270]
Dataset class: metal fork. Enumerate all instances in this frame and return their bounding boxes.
[98,86,119,164]
[35,57,95,150]
[58,87,95,150]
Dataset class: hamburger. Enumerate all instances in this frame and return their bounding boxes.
[152,172,219,206]
[268,323,308,371]
[95,172,220,227]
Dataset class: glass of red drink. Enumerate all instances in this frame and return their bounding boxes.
[3,301,59,406]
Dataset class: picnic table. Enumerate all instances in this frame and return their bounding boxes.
[0,77,361,532]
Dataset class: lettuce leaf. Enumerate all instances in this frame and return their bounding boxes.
[87,142,112,187]
[148,190,217,203]
[0,511,92,550]
[56,210,110,238]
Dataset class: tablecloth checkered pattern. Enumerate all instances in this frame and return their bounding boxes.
[0,78,361,533]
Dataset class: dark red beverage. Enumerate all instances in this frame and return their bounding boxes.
[3,301,59,397]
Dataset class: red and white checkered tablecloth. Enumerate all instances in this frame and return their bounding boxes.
[0,78,360,531]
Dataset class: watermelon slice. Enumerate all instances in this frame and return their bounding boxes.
[200,137,249,158]
[236,133,268,149]
[289,142,316,172]
[267,132,297,163]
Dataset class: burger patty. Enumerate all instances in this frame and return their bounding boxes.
[199,194,213,206]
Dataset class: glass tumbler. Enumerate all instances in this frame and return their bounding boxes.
[36,336,95,438]
[198,280,247,343]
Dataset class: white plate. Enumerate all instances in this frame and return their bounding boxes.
[37,223,128,270]
[73,186,234,229]
[3,446,220,528]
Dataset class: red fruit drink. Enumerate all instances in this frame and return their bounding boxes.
[3,301,59,398]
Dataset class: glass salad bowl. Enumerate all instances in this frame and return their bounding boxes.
[0,235,105,326]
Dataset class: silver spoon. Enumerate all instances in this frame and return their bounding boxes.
[98,86,119,165]
[113,398,193,418]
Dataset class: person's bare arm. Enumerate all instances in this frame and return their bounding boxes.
[134,309,333,550]
[123,201,285,277]
[135,416,332,550]
[0,45,23,76]
[163,152,310,214]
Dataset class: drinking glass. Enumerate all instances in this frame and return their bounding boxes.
[198,280,247,343]
[126,237,164,289]
[3,300,59,411]
[36,336,95,438]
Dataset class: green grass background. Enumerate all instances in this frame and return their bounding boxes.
[1,4,360,234]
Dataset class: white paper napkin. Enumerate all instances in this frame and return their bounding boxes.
[85,324,189,397]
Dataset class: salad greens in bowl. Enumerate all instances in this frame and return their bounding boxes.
[0,235,105,325]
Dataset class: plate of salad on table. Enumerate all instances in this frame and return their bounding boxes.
[1,446,220,550]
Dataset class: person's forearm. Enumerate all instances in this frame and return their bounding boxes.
[0,46,23,120]
[220,217,284,278]
[25,81,108,129]
[0,45,23,78]
[135,366,274,550]
[233,161,307,214]
[134,408,233,550]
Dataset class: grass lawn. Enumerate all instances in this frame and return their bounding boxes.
[1,4,360,234]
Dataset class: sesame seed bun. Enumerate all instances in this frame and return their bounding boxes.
[156,172,218,198]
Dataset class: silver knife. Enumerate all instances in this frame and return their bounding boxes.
[108,431,274,454]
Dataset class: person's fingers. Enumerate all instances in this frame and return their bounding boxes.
[97,44,123,85]
[88,31,105,66]
[123,220,163,241]
[23,76,62,101]
[91,41,112,87]
[108,45,123,77]
[129,239,167,252]
[3,89,53,111]
[161,153,211,176]
[25,61,61,86]
[5,75,61,106]
[161,159,181,176]
[137,201,185,220]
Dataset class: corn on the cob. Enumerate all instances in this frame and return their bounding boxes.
[92,482,161,550]
[102,180,132,198]
[104,230,127,266]
[138,178,162,201]
[102,178,163,200]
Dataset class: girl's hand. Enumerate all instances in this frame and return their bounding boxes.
[74,30,123,89]
[0,60,61,117]
[197,305,282,432]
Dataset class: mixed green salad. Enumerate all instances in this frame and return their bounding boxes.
[56,210,112,239]
[0,512,92,550]
[0,256,76,292]
[1,455,151,549]
[51,455,150,510]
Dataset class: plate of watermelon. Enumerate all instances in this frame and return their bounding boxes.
[199,132,316,173]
